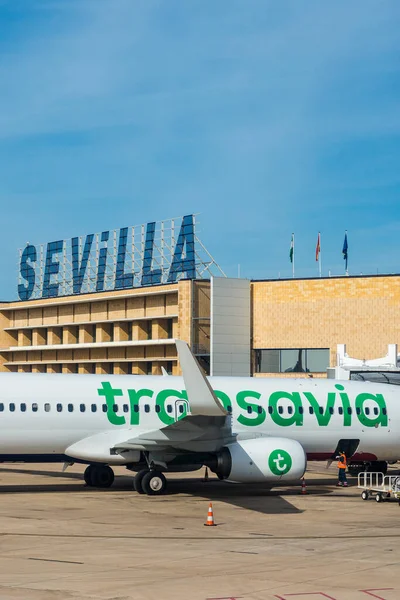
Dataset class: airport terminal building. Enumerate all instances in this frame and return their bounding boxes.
[1,215,400,378]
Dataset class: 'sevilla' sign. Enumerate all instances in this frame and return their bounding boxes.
[18,215,196,300]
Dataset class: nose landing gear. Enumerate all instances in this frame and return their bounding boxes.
[133,469,167,495]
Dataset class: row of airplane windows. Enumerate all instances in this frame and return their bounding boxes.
[0,403,384,417]
[0,403,184,414]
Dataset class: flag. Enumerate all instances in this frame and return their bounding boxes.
[315,232,321,262]
[289,233,294,263]
[342,231,348,270]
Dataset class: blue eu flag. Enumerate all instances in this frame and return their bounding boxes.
[342,232,348,271]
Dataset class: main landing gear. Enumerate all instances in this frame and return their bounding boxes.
[133,470,167,495]
[84,464,115,488]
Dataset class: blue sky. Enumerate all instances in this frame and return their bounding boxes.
[1,0,400,299]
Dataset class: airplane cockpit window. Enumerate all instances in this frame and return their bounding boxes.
[57,404,62,412]
[9,403,15,412]
[68,404,74,412]
[80,404,86,412]
[44,403,50,412]
[21,403,26,412]
[32,403,38,412]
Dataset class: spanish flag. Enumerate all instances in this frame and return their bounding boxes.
[315,232,321,262]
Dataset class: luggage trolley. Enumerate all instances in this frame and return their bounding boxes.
[358,472,400,504]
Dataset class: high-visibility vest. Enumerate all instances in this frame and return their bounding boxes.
[338,454,347,469]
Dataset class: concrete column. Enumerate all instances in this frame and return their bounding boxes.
[48,327,62,345]
[114,362,129,375]
[114,323,129,342]
[152,319,168,340]
[96,362,111,374]
[79,324,95,343]
[132,363,146,375]
[132,322,149,341]
[32,328,47,346]
[18,330,32,346]
[63,326,78,345]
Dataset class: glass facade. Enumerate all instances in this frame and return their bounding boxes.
[255,348,330,374]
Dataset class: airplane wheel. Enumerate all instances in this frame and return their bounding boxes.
[86,465,114,488]
[141,471,167,495]
[84,465,94,486]
[133,470,149,494]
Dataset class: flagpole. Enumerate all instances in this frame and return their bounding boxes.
[319,232,322,278]
[292,233,295,279]
[344,230,348,276]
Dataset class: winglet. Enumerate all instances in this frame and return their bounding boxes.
[175,340,227,416]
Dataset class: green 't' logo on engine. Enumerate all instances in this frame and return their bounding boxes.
[268,449,292,475]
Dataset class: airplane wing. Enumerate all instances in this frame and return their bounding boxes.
[66,341,233,463]
[115,341,232,454]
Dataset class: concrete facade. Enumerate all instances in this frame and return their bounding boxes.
[1,274,400,377]
[0,281,198,376]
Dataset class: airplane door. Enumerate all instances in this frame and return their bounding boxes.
[331,439,360,459]
[174,399,189,422]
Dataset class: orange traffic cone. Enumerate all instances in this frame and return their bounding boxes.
[301,477,307,495]
[202,467,209,482]
[204,502,216,526]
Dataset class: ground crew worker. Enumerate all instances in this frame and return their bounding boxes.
[336,451,348,487]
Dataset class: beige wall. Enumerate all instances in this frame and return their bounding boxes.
[252,275,400,376]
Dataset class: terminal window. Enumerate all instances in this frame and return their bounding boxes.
[255,348,329,374]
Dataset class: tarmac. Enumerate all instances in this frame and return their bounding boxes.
[0,462,399,600]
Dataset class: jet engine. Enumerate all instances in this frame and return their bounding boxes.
[214,437,307,483]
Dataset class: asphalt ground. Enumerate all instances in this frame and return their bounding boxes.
[0,462,399,600]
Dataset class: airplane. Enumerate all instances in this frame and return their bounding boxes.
[0,340,397,495]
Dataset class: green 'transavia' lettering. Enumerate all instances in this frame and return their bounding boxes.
[97,383,389,430]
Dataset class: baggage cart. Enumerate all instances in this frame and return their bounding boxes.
[358,471,400,504]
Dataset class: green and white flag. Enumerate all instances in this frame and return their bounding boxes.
[289,233,294,263]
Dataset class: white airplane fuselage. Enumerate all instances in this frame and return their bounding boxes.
[0,372,398,463]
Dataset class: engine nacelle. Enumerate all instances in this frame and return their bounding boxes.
[215,437,306,483]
